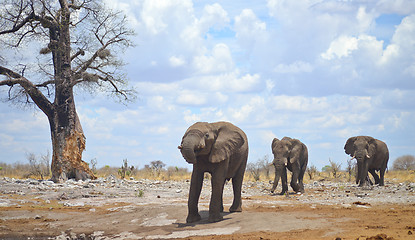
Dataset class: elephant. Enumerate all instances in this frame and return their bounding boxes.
[271,137,308,195]
[344,136,389,187]
[178,121,248,223]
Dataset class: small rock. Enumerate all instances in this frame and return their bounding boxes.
[59,193,69,200]
[34,215,42,219]
[356,205,371,209]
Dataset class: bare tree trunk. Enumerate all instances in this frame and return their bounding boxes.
[50,106,95,182]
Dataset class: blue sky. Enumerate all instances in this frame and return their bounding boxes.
[1,0,415,171]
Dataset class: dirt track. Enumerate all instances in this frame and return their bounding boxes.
[0,177,414,239]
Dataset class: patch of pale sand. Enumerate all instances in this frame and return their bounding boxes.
[140,212,177,227]
[147,226,242,239]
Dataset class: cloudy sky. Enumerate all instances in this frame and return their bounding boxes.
[1,0,415,171]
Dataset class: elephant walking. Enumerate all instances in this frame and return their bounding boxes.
[178,121,248,223]
[271,137,308,195]
[344,136,389,187]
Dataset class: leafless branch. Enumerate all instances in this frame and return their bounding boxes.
[0,66,54,117]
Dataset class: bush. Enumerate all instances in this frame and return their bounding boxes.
[393,155,415,170]
[118,159,135,179]
[329,159,342,178]
[26,152,51,180]
[247,162,261,181]
[306,165,318,180]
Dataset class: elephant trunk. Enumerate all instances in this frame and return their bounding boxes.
[356,161,361,184]
[271,162,283,193]
[356,157,369,187]
[180,135,200,164]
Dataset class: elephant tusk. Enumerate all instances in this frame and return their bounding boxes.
[350,155,356,160]
[366,154,370,159]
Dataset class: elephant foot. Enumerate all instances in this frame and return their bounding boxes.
[279,187,288,195]
[279,190,288,195]
[186,213,202,223]
[208,213,223,223]
[229,205,242,212]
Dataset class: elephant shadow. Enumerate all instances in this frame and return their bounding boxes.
[175,211,233,227]
[270,190,302,196]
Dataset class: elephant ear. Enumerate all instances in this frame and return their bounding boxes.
[209,125,245,163]
[367,137,377,158]
[288,138,302,164]
[271,138,279,154]
[344,137,356,156]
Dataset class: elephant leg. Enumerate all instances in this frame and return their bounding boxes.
[186,168,203,223]
[369,169,380,185]
[379,168,386,186]
[208,170,225,222]
[298,169,305,193]
[280,167,288,195]
[230,164,245,212]
[290,167,301,193]
[366,175,374,185]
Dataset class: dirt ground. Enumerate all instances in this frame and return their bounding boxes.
[0,178,414,240]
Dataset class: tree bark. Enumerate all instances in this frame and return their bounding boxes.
[50,126,94,182]
[49,106,95,182]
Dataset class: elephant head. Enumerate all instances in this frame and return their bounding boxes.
[344,136,377,185]
[271,137,303,193]
[178,122,245,165]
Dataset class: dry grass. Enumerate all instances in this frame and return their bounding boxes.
[385,170,415,183]
[1,162,414,183]
[244,169,415,184]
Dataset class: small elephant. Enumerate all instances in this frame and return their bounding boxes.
[271,137,308,195]
[178,121,248,223]
[344,136,389,187]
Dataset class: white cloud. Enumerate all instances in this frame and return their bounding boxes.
[234,8,268,57]
[169,56,186,67]
[193,43,234,74]
[376,0,415,15]
[176,90,207,106]
[321,35,359,60]
[183,109,201,124]
[199,3,230,32]
[378,15,415,66]
[356,6,375,33]
[273,61,313,73]
[270,95,329,112]
[140,0,194,35]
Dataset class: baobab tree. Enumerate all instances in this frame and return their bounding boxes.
[0,0,135,182]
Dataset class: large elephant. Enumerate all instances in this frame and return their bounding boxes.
[178,121,248,223]
[344,136,389,187]
[271,137,308,195]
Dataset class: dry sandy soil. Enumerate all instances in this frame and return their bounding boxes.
[0,176,414,240]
